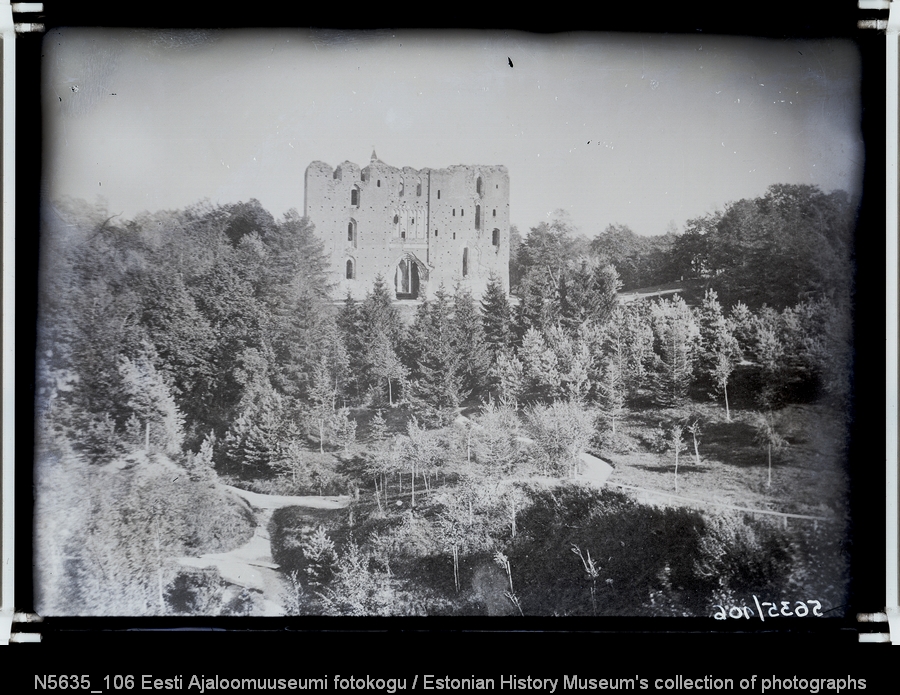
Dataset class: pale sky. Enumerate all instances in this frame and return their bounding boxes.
[43,29,864,238]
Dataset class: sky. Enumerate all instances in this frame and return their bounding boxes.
[42,29,864,238]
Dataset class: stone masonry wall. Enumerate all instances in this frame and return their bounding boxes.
[304,156,510,302]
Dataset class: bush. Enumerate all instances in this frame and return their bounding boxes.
[34,451,255,616]
[505,482,795,617]
[694,512,794,598]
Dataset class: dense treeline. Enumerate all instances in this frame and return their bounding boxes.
[526,184,857,311]
[34,182,853,616]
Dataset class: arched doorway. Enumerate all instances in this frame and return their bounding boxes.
[395,257,420,299]
[394,254,428,299]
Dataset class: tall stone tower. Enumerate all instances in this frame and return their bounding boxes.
[304,152,510,301]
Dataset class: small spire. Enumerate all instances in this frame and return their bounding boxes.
[371,149,378,162]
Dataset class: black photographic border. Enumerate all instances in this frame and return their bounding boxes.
[7,1,892,665]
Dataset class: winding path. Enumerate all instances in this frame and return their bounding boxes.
[178,485,352,615]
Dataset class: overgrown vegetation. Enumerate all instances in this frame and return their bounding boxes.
[34,182,854,616]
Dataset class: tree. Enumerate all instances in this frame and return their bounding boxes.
[404,287,463,423]
[117,345,185,456]
[471,398,524,477]
[359,276,406,404]
[696,290,741,419]
[753,412,788,488]
[669,423,686,493]
[543,324,592,402]
[401,418,444,506]
[490,349,525,405]
[686,420,702,465]
[754,308,786,409]
[452,284,491,399]
[369,330,407,407]
[590,223,677,290]
[649,297,700,407]
[558,257,621,331]
[705,184,855,310]
[308,356,337,453]
[515,265,561,339]
[526,400,595,477]
[337,291,362,375]
[481,272,514,363]
[317,541,395,616]
[597,359,626,437]
[519,327,562,401]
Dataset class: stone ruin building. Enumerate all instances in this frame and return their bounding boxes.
[304,151,510,302]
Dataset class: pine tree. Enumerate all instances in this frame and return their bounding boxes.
[558,257,621,332]
[481,272,513,362]
[451,284,491,400]
[649,297,699,407]
[490,349,525,406]
[117,344,185,456]
[404,288,463,423]
[359,275,405,403]
[597,359,625,436]
[337,291,366,401]
[519,327,562,401]
[515,266,560,340]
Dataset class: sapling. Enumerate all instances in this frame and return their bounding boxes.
[571,544,601,615]
[687,420,702,465]
[754,411,788,488]
[670,423,686,493]
[494,551,524,616]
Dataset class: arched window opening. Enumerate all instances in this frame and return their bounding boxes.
[462,248,469,277]
[461,208,464,217]
[476,176,482,195]
[348,222,354,242]
[399,178,405,196]
[377,179,381,187]
[452,209,456,216]
[493,209,496,217]
[492,228,500,246]
[346,259,354,280]
[475,205,481,230]
[393,214,399,224]
[351,188,359,206]
[417,182,422,196]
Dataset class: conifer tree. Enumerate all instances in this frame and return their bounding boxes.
[597,359,625,436]
[481,272,513,362]
[451,284,491,399]
[558,257,621,332]
[519,327,562,401]
[404,287,463,423]
[650,296,700,407]
[359,276,405,403]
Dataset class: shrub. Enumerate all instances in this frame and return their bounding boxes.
[693,512,794,598]
[506,482,794,617]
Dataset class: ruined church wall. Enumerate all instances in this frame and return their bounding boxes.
[304,159,509,302]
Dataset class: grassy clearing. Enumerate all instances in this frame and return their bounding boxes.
[251,397,851,617]
[597,402,849,518]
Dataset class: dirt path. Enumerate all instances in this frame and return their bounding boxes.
[178,485,352,615]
